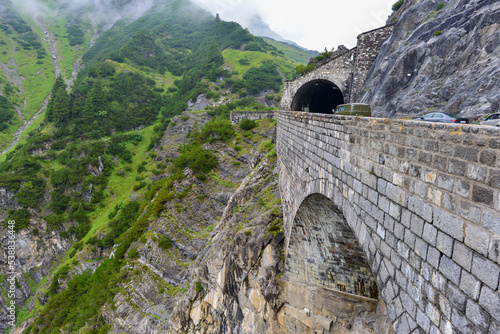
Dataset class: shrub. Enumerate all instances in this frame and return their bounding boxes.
[6,209,30,230]
[133,181,147,191]
[295,63,316,75]
[49,191,71,214]
[154,234,172,250]
[174,144,217,174]
[258,140,274,153]
[436,3,444,10]
[191,117,235,143]
[392,0,404,11]
[239,119,257,131]
[433,30,443,36]
[128,248,139,259]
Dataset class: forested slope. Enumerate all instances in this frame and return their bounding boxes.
[0,0,301,333]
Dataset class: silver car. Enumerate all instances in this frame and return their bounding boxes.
[415,112,469,124]
[480,113,500,127]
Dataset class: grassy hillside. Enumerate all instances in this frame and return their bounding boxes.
[262,36,319,64]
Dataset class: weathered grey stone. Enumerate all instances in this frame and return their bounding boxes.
[471,185,494,205]
[416,308,431,332]
[436,231,453,258]
[451,308,474,332]
[466,300,491,332]
[448,159,467,176]
[447,283,467,313]
[489,236,500,264]
[459,270,481,301]
[433,208,464,241]
[464,224,490,256]
[471,253,500,290]
[439,256,462,286]
[408,195,433,222]
[483,210,500,235]
[454,146,479,162]
[426,246,441,269]
[479,286,500,322]
[453,242,473,272]
[455,179,471,198]
[459,202,483,225]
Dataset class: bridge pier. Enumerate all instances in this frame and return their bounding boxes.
[277,111,500,333]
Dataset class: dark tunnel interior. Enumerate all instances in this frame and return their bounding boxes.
[291,80,344,114]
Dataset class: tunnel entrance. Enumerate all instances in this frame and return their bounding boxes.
[291,79,344,114]
[285,194,378,299]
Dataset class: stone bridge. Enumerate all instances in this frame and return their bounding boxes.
[277,111,500,333]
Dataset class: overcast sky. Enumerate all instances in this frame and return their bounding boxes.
[191,0,395,51]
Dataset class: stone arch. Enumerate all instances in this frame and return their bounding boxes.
[281,192,393,333]
[285,193,378,299]
[290,79,344,114]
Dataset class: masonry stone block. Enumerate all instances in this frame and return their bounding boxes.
[460,270,482,301]
[447,282,467,313]
[489,235,500,264]
[466,299,491,333]
[441,193,457,213]
[410,214,425,236]
[417,308,431,332]
[464,224,490,256]
[415,237,429,259]
[488,168,500,188]
[466,164,487,182]
[449,159,467,176]
[479,286,500,322]
[472,184,494,205]
[452,242,473,272]
[454,178,471,198]
[422,223,438,246]
[471,253,500,290]
[459,202,483,224]
[451,308,476,332]
[439,256,462,286]
[436,231,453,257]
[433,208,464,241]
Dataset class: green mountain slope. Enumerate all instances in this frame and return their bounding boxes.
[0,0,298,332]
[262,36,319,64]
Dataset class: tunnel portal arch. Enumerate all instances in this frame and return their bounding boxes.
[291,79,344,114]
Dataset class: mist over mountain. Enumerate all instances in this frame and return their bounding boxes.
[246,15,305,50]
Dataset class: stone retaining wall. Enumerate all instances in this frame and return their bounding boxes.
[229,111,276,125]
[277,111,500,333]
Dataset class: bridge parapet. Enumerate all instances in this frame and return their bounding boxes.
[277,111,500,332]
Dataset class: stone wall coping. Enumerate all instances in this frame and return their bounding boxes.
[356,23,396,39]
[230,111,277,114]
[278,111,500,136]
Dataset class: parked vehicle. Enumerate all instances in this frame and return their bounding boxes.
[480,113,500,127]
[335,103,371,117]
[415,112,469,124]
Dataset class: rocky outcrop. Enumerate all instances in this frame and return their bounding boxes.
[0,219,71,334]
[363,0,500,117]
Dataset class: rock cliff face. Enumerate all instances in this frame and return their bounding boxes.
[363,0,500,118]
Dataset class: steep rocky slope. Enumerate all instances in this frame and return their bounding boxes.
[363,0,500,118]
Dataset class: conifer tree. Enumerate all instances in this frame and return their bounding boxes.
[83,80,107,124]
[46,76,67,122]
[51,87,69,126]
[205,40,224,68]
